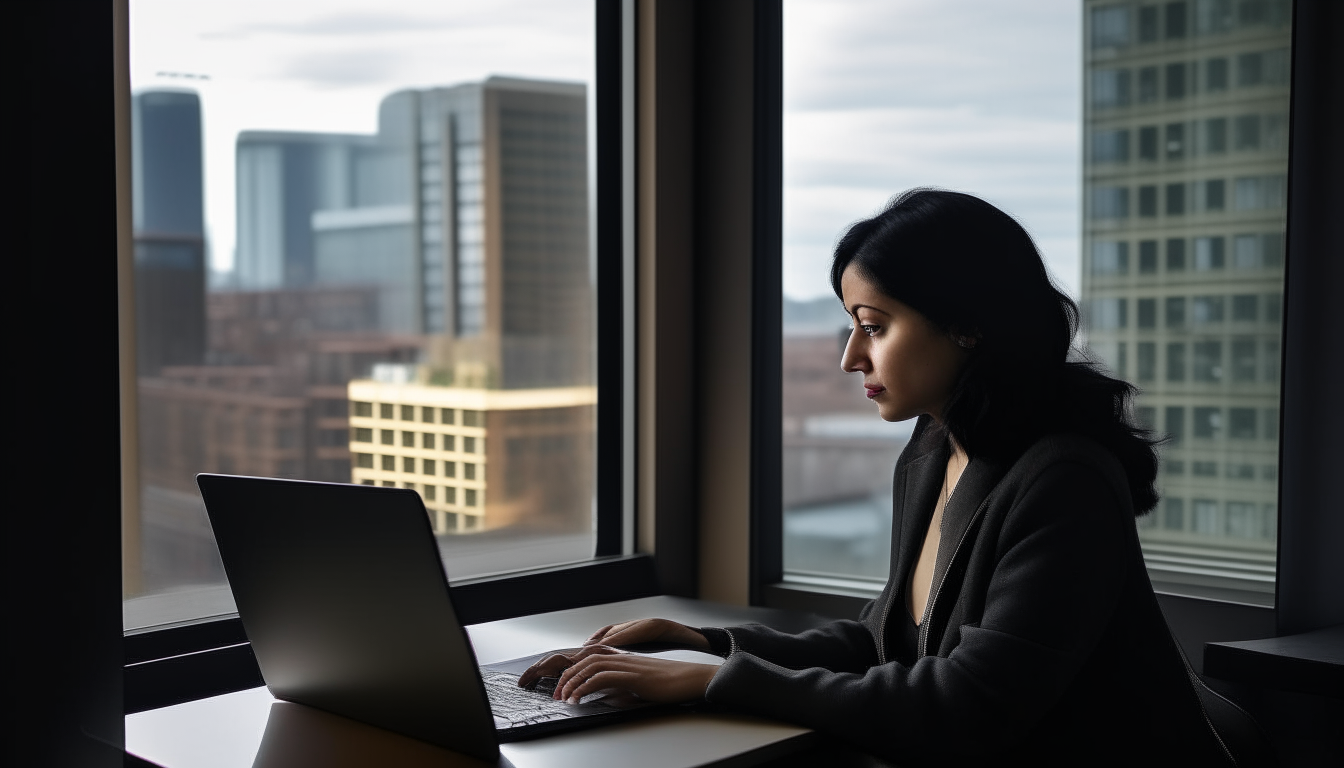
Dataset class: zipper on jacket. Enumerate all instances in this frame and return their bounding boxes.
[917,490,983,659]
[1183,666,1237,766]
[876,589,893,665]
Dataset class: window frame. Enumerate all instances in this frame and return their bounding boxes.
[120,0,649,713]
[755,0,1344,672]
[14,3,1340,760]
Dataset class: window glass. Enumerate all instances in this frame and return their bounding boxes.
[1083,0,1289,604]
[783,0,1290,604]
[126,0,598,629]
[782,0,1083,584]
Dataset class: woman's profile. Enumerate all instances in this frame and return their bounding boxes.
[519,189,1238,766]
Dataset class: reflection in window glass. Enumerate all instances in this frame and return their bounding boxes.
[783,1,1290,602]
[126,0,597,629]
[782,0,1082,583]
[1082,0,1290,604]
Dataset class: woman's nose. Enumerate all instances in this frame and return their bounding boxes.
[840,330,868,373]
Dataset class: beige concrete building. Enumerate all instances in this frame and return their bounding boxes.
[1082,0,1291,602]
[348,374,596,535]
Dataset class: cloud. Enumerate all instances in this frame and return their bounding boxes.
[277,49,405,88]
[783,106,1079,244]
[785,0,1081,119]
[781,0,1083,299]
[200,0,584,40]
[202,13,437,39]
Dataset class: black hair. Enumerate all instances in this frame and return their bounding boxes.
[830,189,1160,514]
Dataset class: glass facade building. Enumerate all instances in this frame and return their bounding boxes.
[1082,0,1292,603]
[131,88,206,375]
[133,73,595,609]
[235,78,593,387]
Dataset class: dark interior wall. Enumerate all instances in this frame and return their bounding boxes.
[1278,0,1344,638]
[6,1,1338,766]
[14,1,126,766]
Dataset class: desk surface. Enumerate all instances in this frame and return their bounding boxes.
[1204,624,1344,698]
[127,596,831,768]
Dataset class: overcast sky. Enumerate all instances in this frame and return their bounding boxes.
[784,0,1082,300]
[131,0,1081,298]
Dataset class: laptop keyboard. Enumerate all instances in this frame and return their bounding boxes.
[481,672,578,725]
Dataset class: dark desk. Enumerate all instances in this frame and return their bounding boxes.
[127,596,830,768]
[1204,624,1344,698]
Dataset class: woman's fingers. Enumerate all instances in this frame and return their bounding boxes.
[583,624,616,645]
[561,667,636,703]
[586,621,638,645]
[580,618,710,650]
[516,651,575,688]
[522,645,620,689]
[552,654,719,704]
[583,620,644,646]
[519,644,626,688]
[554,651,627,699]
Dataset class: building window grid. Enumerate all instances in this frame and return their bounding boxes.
[346,402,488,534]
[1082,0,1289,603]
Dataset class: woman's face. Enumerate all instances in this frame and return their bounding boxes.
[840,266,969,423]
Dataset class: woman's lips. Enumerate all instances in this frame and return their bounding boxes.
[865,385,885,399]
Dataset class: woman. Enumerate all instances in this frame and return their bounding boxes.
[519,190,1235,766]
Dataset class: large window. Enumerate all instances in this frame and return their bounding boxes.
[779,0,1291,607]
[780,0,1084,589]
[125,0,602,630]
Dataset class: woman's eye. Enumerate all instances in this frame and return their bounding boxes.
[860,324,879,337]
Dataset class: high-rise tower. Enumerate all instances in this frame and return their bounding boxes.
[234,130,392,291]
[132,88,207,374]
[236,77,594,390]
[1082,0,1291,603]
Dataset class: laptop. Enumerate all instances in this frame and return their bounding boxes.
[196,473,663,763]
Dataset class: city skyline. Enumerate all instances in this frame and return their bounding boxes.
[129,0,1083,300]
[129,0,598,281]
[131,74,598,596]
[126,1,1289,603]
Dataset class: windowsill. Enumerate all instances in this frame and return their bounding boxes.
[760,575,883,619]
[123,554,658,713]
[779,572,883,597]
[125,584,238,633]
[125,530,602,632]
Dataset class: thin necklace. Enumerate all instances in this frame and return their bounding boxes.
[942,452,966,512]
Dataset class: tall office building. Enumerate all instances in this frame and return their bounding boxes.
[132,88,207,374]
[234,131,394,290]
[408,77,591,390]
[1081,0,1291,602]
[237,77,594,390]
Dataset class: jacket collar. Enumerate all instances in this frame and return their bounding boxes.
[890,419,1006,617]
[891,443,947,606]
[931,452,1005,589]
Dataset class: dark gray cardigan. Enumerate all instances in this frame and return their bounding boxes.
[704,416,1230,766]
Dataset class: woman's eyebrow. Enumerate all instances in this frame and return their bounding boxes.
[848,303,891,317]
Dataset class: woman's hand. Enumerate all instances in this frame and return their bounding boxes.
[516,644,621,691]
[516,617,718,703]
[582,618,711,650]
[552,652,719,704]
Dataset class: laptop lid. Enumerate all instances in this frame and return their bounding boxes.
[196,474,499,763]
